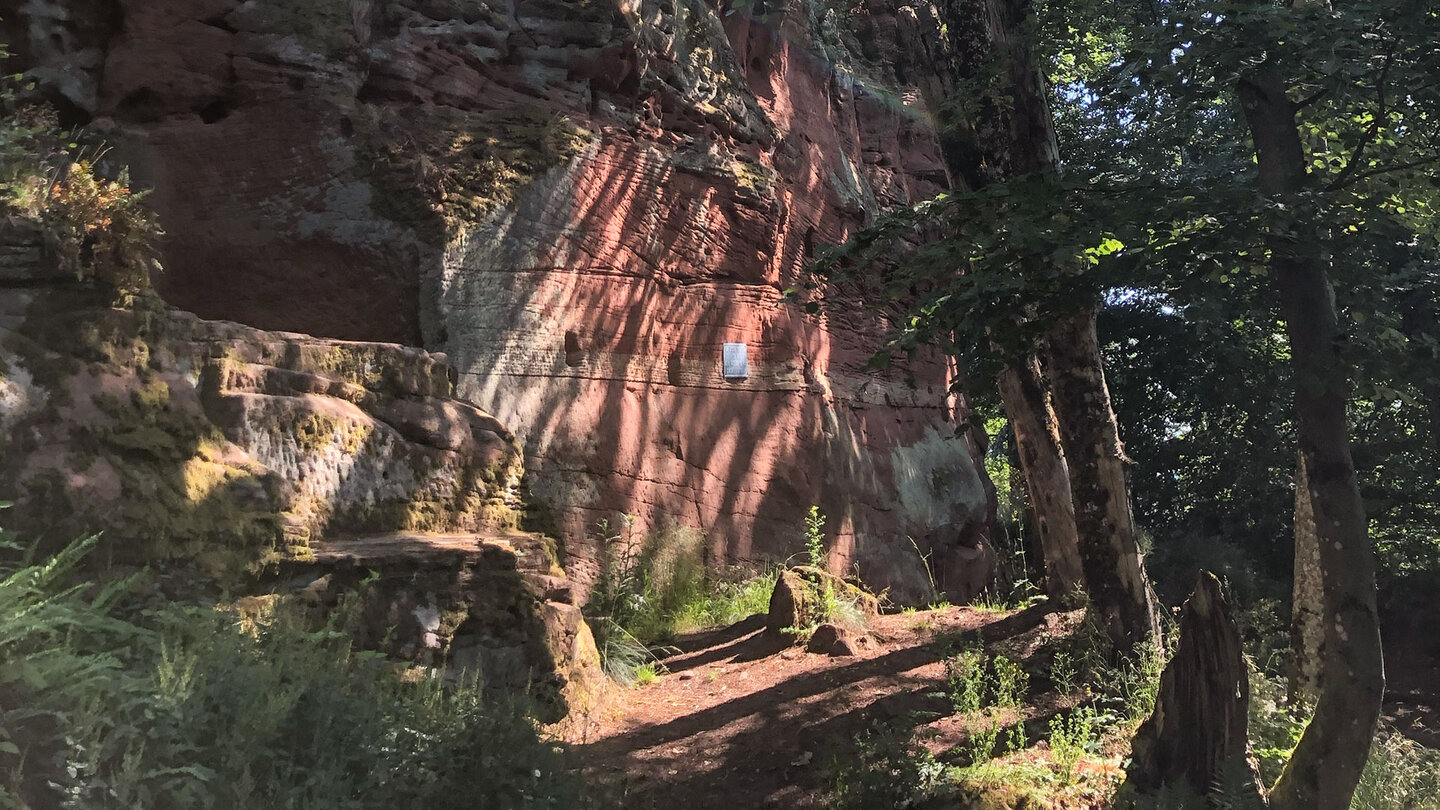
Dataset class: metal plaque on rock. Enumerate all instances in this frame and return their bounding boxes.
[722,342,749,380]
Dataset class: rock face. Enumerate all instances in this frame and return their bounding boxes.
[0,273,600,717]
[6,0,995,602]
[289,533,604,722]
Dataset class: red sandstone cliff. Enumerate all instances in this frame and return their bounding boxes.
[5,0,994,602]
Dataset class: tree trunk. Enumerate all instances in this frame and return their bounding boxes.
[1237,52,1384,810]
[1127,571,1261,800]
[975,0,1157,652]
[1044,308,1161,657]
[997,357,1085,600]
[901,0,1156,646]
[1290,451,1324,703]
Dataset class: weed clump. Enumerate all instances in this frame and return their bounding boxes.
[1,66,162,292]
[774,508,879,642]
[583,516,779,683]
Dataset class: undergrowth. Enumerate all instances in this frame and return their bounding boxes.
[583,517,777,683]
[832,602,1436,810]
[0,519,577,809]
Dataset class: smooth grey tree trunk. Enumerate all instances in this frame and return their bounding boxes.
[1237,44,1385,810]
[1044,308,1161,657]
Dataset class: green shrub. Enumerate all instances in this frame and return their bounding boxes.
[1050,649,1079,695]
[946,649,989,715]
[0,68,162,292]
[0,527,578,809]
[945,649,1030,716]
[827,724,946,810]
[1048,705,1099,784]
[805,506,826,570]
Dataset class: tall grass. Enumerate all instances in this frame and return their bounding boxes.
[584,519,778,665]
[0,525,578,809]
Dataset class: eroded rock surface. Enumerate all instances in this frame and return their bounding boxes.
[0,277,599,716]
[7,0,996,602]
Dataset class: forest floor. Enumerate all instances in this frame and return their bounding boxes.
[568,603,1116,809]
[567,602,1440,809]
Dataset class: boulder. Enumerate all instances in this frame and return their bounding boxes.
[0,282,599,721]
[766,569,812,636]
[806,623,861,657]
[766,565,881,638]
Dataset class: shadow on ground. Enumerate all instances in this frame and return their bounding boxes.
[574,603,1074,809]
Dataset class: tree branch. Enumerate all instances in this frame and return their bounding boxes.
[1341,155,1440,184]
[1293,86,1331,110]
[1326,41,1396,192]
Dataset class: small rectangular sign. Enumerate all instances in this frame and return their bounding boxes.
[722,343,749,380]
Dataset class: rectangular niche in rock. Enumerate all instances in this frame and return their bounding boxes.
[722,342,749,380]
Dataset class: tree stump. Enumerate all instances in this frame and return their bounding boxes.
[1126,570,1260,799]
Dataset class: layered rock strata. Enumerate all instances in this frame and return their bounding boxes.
[0,258,599,716]
[5,0,996,602]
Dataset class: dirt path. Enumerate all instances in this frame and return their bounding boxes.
[571,605,1082,809]
[569,600,1440,809]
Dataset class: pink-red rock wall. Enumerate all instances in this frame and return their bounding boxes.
[7,0,995,602]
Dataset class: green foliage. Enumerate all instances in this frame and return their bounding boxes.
[0,528,578,809]
[1350,726,1440,810]
[0,64,162,291]
[1056,610,1167,734]
[1047,706,1099,784]
[817,0,1440,614]
[633,663,660,687]
[1050,649,1079,696]
[991,656,1030,711]
[668,570,779,635]
[1247,668,1440,808]
[593,622,657,687]
[979,417,1046,607]
[946,649,989,715]
[583,517,778,680]
[827,723,946,810]
[803,506,841,628]
[804,506,826,570]
[1098,294,1297,606]
[1247,671,1309,789]
[781,508,875,639]
[25,159,163,290]
[964,719,1003,765]
[944,649,1029,716]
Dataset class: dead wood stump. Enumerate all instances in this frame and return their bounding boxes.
[1126,570,1261,799]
